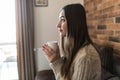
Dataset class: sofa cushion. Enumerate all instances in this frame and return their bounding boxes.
[101,68,120,80]
[94,44,115,74]
[114,55,120,77]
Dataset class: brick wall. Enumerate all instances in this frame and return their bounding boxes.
[84,0,120,56]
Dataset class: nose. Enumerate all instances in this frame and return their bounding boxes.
[57,21,61,28]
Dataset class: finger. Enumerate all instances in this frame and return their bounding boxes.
[42,44,50,52]
[44,44,55,53]
[42,48,51,56]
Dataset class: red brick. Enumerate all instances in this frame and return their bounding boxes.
[91,34,97,39]
[109,10,120,17]
[84,0,120,56]
[102,0,119,9]
[107,24,120,30]
[115,30,120,37]
[105,18,114,24]
[97,35,108,40]
[89,29,96,35]
[104,30,114,35]
[115,30,120,34]
[93,0,102,6]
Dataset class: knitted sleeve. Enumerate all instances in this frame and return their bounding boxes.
[49,58,62,80]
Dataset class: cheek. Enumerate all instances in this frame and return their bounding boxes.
[63,23,67,32]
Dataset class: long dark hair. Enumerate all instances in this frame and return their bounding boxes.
[60,3,92,79]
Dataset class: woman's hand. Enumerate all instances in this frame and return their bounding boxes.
[42,44,60,62]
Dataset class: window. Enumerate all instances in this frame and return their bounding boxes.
[0,0,18,80]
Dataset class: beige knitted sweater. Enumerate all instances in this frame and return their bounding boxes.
[50,44,101,80]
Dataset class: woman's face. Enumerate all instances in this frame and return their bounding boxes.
[57,10,67,37]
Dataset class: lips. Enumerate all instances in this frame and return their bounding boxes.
[58,28,62,32]
[59,30,62,32]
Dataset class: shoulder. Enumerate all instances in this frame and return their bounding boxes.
[76,44,99,58]
[73,44,101,65]
[71,44,102,80]
[85,44,101,61]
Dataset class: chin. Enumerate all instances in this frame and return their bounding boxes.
[60,33,66,37]
[62,34,66,37]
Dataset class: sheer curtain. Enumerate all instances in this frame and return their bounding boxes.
[16,0,36,80]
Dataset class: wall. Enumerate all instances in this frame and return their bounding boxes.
[34,0,83,71]
[84,0,120,56]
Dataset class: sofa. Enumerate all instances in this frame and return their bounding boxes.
[35,44,120,80]
[35,69,55,80]
[94,44,120,79]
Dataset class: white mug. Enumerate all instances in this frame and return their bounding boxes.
[47,41,58,52]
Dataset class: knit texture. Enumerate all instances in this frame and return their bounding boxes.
[50,44,101,80]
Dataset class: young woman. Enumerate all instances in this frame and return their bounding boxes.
[42,3,101,80]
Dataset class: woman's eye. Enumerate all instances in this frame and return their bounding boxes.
[61,19,65,22]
